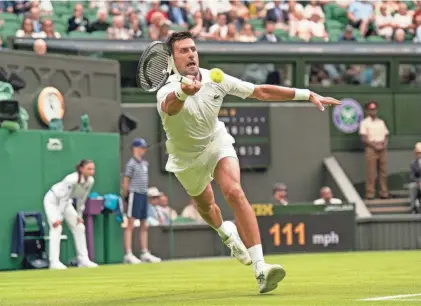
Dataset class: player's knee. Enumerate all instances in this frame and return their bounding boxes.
[140,220,148,231]
[196,202,213,214]
[224,184,245,204]
[126,218,135,230]
[50,224,62,234]
[72,222,85,233]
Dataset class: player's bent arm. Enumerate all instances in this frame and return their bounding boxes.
[161,92,186,116]
[249,85,310,102]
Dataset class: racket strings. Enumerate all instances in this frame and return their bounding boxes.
[138,44,170,92]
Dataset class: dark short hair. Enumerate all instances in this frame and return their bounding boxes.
[365,100,378,110]
[166,31,193,52]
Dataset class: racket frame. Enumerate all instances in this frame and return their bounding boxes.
[137,41,195,92]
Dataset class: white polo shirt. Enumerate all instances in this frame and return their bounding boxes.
[313,198,343,205]
[156,68,255,172]
[50,172,94,205]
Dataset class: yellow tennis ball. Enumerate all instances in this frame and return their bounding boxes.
[210,68,224,83]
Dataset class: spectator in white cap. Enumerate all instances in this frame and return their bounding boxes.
[314,187,342,205]
[122,138,161,264]
[272,183,288,206]
[409,142,421,214]
[147,187,169,225]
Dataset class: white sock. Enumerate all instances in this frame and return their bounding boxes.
[125,251,133,256]
[215,221,230,240]
[248,244,265,270]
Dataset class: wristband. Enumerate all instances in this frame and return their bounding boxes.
[175,85,188,101]
[293,88,311,101]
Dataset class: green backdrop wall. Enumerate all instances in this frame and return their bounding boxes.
[0,130,122,270]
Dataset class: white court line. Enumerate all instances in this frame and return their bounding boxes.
[396,299,421,302]
[358,293,421,301]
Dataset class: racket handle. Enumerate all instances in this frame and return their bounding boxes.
[178,75,200,86]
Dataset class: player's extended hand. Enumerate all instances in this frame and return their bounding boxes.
[181,75,201,96]
[309,92,341,112]
[52,220,62,228]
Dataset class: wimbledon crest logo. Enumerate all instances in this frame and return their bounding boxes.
[332,99,363,134]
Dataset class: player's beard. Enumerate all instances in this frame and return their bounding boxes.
[183,65,199,77]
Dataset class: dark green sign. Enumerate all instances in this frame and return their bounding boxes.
[252,204,355,254]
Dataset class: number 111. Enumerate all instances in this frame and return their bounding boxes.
[269,222,305,246]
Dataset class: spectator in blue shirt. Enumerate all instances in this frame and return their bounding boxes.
[347,0,376,38]
[168,1,189,27]
[0,1,14,13]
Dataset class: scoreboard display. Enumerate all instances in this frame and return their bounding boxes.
[252,204,356,254]
[218,106,270,170]
[158,106,270,172]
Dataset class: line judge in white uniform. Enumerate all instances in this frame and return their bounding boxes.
[157,31,340,293]
[43,159,98,269]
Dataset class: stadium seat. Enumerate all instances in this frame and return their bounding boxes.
[310,37,326,43]
[332,6,348,26]
[287,36,304,42]
[328,29,343,41]
[274,28,288,39]
[248,18,264,29]
[325,20,343,31]
[0,13,19,22]
[405,32,415,41]
[54,23,67,35]
[53,6,72,17]
[90,31,107,39]
[322,2,336,19]
[68,31,92,38]
[366,35,384,42]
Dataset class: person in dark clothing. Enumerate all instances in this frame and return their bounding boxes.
[68,3,90,33]
[409,142,421,213]
[265,0,289,24]
[89,9,110,33]
[259,20,282,43]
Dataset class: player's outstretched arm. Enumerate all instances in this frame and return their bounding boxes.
[161,76,201,116]
[249,85,341,111]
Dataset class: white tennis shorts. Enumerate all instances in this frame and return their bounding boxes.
[171,138,238,197]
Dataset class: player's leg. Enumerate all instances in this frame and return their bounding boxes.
[213,157,260,248]
[63,203,97,268]
[175,165,251,265]
[214,157,286,293]
[192,184,223,230]
[43,192,66,269]
[123,192,142,264]
[137,193,161,263]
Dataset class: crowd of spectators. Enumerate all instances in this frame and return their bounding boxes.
[1,0,421,44]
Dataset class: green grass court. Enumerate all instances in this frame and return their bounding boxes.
[1,251,420,306]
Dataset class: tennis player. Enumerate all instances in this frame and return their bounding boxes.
[157,31,340,294]
[44,160,98,269]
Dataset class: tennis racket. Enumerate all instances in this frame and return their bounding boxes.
[136,41,196,92]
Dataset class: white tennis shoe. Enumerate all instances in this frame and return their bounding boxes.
[255,263,286,294]
[49,261,67,270]
[222,221,252,266]
[123,253,142,264]
[78,258,98,268]
[140,251,162,263]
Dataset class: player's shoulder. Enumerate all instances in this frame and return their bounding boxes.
[126,157,136,166]
[64,172,79,183]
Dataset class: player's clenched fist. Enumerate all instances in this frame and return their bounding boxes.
[181,75,201,96]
